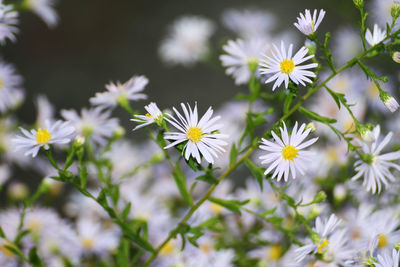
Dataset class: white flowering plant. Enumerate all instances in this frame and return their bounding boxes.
[2,0,400,266]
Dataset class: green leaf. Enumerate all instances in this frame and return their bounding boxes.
[229,143,237,167]
[79,165,88,188]
[299,107,337,123]
[208,197,248,215]
[122,202,132,221]
[28,247,43,267]
[260,207,277,217]
[245,159,264,190]
[0,226,5,238]
[195,174,218,185]
[266,216,283,224]
[120,226,154,252]
[172,164,193,206]
[325,87,341,109]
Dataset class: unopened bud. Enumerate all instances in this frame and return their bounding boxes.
[305,40,317,55]
[114,126,126,139]
[306,122,317,132]
[392,52,400,63]
[380,90,400,112]
[395,242,400,250]
[73,135,85,148]
[313,191,327,203]
[357,123,374,142]
[333,184,347,202]
[392,3,400,20]
[8,182,29,201]
[353,0,364,9]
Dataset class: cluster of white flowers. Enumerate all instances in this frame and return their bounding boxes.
[2,0,400,266]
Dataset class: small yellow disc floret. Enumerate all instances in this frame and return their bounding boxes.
[35,129,51,145]
[282,145,299,161]
[280,59,295,74]
[187,126,203,143]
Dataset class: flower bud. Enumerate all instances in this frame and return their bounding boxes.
[380,90,400,112]
[357,123,374,142]
[73,135,85,148]
[305,40,317,55]
[113,126,126,139]
[313,191,327,203]
[353,0,364,9]
[333,184,347,202]
[306,122,317,132]
[392,52,400,63]
[8,182,29,201]
[392,3,400,20]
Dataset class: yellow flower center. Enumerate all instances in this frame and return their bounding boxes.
[160,241,174,256]
[280,59,295,74]
[210,203,223,214]
[81,238,94,249]
[282,145,299,161]
[0,242,15,258]
[317,238,329,254]
[200,243,212,254]
[35,129,51,145]
[186,126,203,143]
[145,113,152,118]
[268,244,282,260]
[367,82,379,98]
[378,234,387,248]
[0,79,3,89]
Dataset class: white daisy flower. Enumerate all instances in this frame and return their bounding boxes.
[221,9,276,39]
[90,75,148,110]
[0,2,18,45]
[366,24,387,47]
[131,102,163,130]
[0,61,24,113]
[294,9,326,36]
[76,218,119,256]
[352,125,400,194]
[13,120,75,157]
[259,121,318,182]
[220,38,268,85]
[26,0,58,28]
[159,16,215,66]
[376,249,400,267]
[259,41,318,90]
[295,214,352,263]
[61,107,120,146]
[164,103,228,164]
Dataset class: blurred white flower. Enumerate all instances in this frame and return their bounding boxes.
[332,27,363,65]
[376,249,400,267]
[220,38,268,85]
[26,0,58,28]
[369,0,395,29]
[164,103,228,164]
[366,24,387,47]
[221,9,276,39]
[35,94,55,128]
[76,218,119,256]
[13,120,74,157]
[90,75,148,110]
[352,125,400,194]
[259,121,318,181]
[0,2,18,45]
[61,107,119,146]
[260,41,318,90]
[0,61,24,113]
[159,16,215,66]
[294,9,326,36]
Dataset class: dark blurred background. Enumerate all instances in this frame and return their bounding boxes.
[5,0,357,125]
